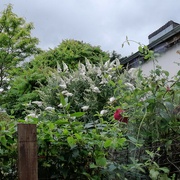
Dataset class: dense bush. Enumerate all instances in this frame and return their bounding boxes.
[113,65,180,179]
[32,39,110,69]
[0,118,17,179]
[0,62,53,118]
[0,57,179,179]
[24,58,180,179]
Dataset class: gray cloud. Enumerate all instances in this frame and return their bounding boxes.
[0,0,180,56]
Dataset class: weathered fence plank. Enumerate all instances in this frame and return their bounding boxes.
[18,124,38,180]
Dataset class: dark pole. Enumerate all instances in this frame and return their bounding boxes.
[18,124,38,180]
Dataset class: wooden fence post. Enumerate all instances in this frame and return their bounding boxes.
[18,124,38,180]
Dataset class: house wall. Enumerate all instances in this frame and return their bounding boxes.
[141,44,180,78]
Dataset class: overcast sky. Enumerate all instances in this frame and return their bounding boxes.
[0,0,180,57]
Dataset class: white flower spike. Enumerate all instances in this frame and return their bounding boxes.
[81,106,89,111]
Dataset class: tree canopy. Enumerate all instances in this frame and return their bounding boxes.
[34,39,110,69]
[0,4,40,88]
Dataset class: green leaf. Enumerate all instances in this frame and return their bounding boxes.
[175,81,180,87]
[118,138,126,146]
[67,136,76,148]
[128,136,137,144]
[60,93,66,106]
[159,111,170,120]
[70,112,85,118]
[74,133,82,140]
[144,54,150,60]
[108,164,116,171]
[162,70,169,77]
[150,169,159,179]
[90,163,98,169]
[55,119,69,125]
[164,102,174,112]
[48,122,55,129]
[95,157,106,167]
[145,150,155,159]
[0,136,7,146]
[178,70,180,76]
[84,123,94,129]
[63,129,69,135]
[104,139,112,148]
[138,46,143,53]
[159,167,169,174]
[155,69,161,76]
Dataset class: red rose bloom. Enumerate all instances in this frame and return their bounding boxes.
[114,109,124,120]
[114,108,128,124]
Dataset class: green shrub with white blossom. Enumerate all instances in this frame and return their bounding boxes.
[27,58,123,123]
[0,57,180,179]
[24,58,180,179]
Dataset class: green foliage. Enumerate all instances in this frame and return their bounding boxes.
[0,110,126,179]
[138,45,155,60]
[0,119,17,179]
[0,61,53,118]
[34,39,110,69]
[0,4,40,88]
[35,114,126,179]
[112,65,180,178]
[0,41,180,179]
[0,112,11,121]
[145,149,171,180]
[20,55,180,178]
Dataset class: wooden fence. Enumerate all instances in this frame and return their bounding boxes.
[18,124,38,180]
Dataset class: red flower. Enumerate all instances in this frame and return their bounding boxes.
[114,109,124,120]
[114,108,128,124]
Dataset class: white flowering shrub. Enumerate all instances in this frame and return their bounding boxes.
[34,58,127,122]
[23,56,180,179]
[20,59,131,179]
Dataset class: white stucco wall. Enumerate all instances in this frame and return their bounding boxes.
[141,44,180,78]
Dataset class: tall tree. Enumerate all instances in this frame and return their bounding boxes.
[0,4,40,88]
[35,39,110,69]
[110,50,122,62]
